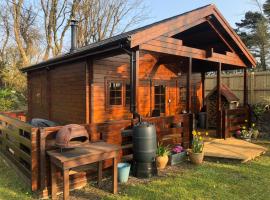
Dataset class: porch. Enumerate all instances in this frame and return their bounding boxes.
[204,137,267,162]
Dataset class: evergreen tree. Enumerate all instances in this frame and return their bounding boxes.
[235,11,270,71]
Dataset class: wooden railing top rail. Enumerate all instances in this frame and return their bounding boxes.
[0,113,32,133]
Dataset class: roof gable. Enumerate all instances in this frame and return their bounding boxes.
[129,4,256,67]
[206,84,239,102]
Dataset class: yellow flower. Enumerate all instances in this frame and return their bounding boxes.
[205,132,209,136]
[192,130,197,136]
[199,136,203,140]
[198,132,201,136]
[242,126,246,130]
[252,123,255,127]
[245,120,248,123]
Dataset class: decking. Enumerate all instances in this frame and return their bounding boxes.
[204,138,267,162]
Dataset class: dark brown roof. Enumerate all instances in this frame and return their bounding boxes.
[22,4,255,73]
[206,84,239,102]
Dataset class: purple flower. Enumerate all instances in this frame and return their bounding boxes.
[172,145,184,154]
[236,130,241,135]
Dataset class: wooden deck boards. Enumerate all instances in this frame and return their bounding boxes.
[204,138,267,162]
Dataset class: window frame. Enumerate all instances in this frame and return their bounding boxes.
[105,77,130,109]
[154,83,166,114]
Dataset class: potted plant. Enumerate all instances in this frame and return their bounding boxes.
[156,143,170,169]
[168,145,186,166]
[240,124,252,142]
[189,130,207,165]
[251,123,259,140]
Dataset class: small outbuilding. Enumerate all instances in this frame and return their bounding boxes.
[206,84,239,128]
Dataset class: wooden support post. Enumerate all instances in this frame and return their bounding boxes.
[201,72,205,106]
[98,161,102,187]
[85,60,90,124]
[244,68,248,106]
[50,160,57,200]
[186,57,192,113]
[63,169,70,200]
[216,63,222,138]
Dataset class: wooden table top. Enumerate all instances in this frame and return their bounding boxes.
[47,142,120,162]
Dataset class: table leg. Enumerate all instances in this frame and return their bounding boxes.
[63,169,70,200]
[112,157,118,194]
[51,162,57,200]
[98,161,102,187]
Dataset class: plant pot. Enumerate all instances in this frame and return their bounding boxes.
[189,151,204,165]
[168,152,186,166]
[117,163,131,183]
[156,155,168,169]
[242,137,251,142]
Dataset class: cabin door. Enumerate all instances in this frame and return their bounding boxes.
[152,80,177,116]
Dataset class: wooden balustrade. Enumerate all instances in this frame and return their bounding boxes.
[0,113,193,198]
[222,107,250,139]
[0,113,39,191]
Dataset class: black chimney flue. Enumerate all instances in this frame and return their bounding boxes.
[70,18,78,53]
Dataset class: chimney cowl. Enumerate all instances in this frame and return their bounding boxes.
[70,18,78,53]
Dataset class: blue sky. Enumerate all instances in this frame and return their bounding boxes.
[143,0,262,28]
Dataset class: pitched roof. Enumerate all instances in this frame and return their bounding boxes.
[22,4,255,73]
[206,84,239,102]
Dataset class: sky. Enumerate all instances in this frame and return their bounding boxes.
[142,0,263,28]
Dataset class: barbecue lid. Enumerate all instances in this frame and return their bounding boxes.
[55,124,89,149]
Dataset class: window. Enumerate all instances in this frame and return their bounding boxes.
[154,85,166,113]
[125,83,131,106]
[108,82,123,105]
[180,87,186,102]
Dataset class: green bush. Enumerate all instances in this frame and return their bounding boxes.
[0,88,26,112]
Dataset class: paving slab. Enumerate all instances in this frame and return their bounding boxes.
[204,138,267,162]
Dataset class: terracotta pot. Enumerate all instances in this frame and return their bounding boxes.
[189,151,204,165]
[156,155,169,169]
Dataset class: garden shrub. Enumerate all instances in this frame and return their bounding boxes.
[0,88,26,111]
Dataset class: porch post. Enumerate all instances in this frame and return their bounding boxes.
[216,62,222,138]
[201,72,205,106]
[186,57,192,113]
[243,68,248,106]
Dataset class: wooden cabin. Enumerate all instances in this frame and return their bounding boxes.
[22,4,256,140]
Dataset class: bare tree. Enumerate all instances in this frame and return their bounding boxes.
[40,0,79,59]
[11,0,42,66]
[75,0,148,47]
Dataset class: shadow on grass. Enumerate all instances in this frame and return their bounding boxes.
[0,157,32,200]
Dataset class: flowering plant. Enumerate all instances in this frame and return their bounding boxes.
[191,130,208,153]
[238,120,258,139]
[171,145,184,154]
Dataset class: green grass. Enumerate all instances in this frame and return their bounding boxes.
[104,141,270,200]
[0,155,32,200]
[0,141,269,200]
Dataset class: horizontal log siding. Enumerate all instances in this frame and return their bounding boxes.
[50,61,86,124]
[92,54,131,123]
[28,70,49,120]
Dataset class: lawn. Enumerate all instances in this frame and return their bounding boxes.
[0,155,32,200]
[0,141,269,200]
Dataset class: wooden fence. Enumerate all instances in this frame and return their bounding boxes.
[0,112,192,198]
[205,71,270,105]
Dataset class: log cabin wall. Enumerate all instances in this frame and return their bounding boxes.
[92,54,132,123]
[92,51,204,124]
[27,61,86,124]
[28,70,49,120]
